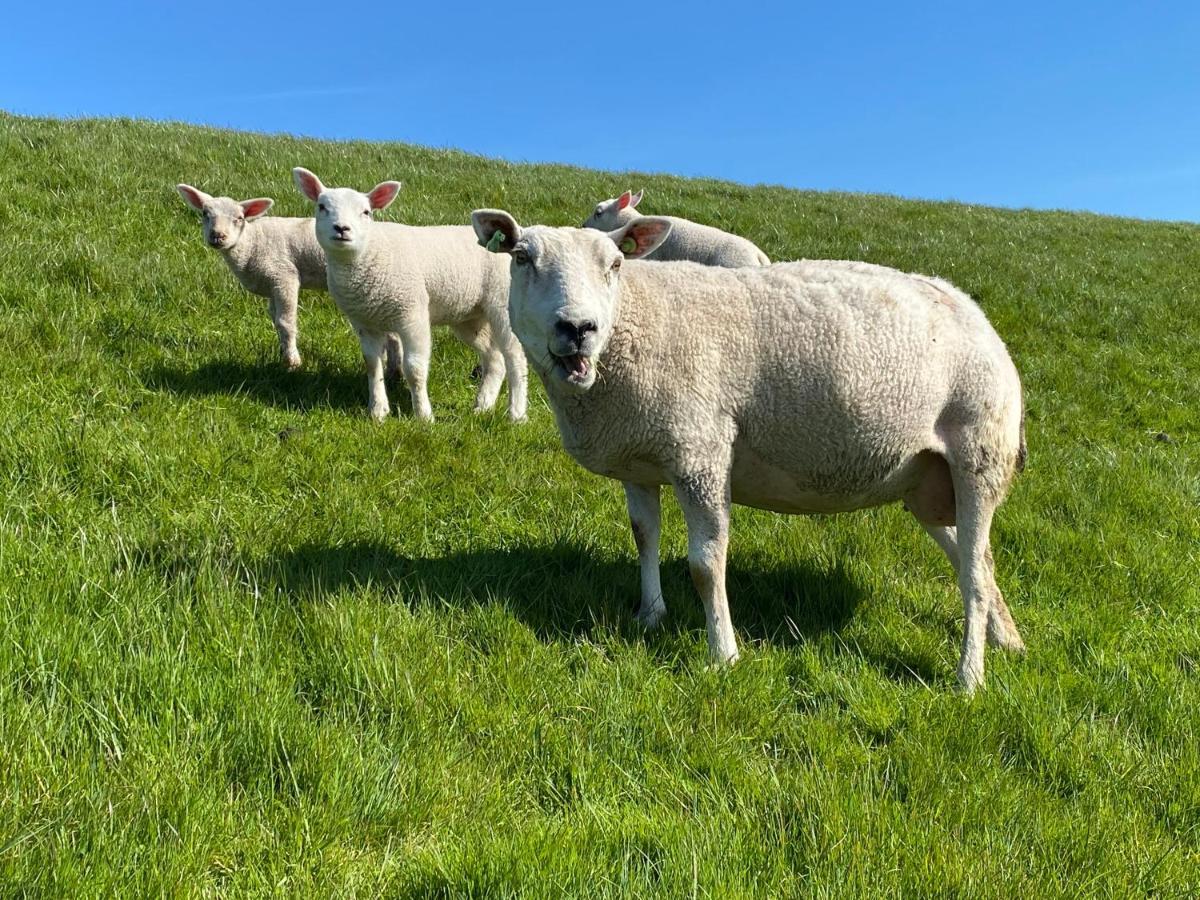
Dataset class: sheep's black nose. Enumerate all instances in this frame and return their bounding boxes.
[333,224,351,236]
[555,319,597,348]
[209,232,226,244]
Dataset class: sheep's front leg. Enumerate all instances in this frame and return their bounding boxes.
[397,316,434,421]
[673,469,738,665]
[270,280,302,371]
[355,327,390,421]
[624,482,665,628]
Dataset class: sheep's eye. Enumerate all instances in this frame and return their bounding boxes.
[595,206,603,215]
[235,216,244,224]
[318,203,327,213]
[202,211,209,219]
[512,248,530,265]
[363,209,371,217]
[611,257,622,271]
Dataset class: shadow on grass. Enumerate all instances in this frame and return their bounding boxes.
[252,539,864,650]
[141,357,375,413]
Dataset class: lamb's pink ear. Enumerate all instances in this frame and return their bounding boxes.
[367,181,401,211]
[471,209,522,253]
[240,198,273,220]
[629,189,644,208]
[292,167,325,202]
[616,189,633,210]
[177,184,209,212]
[610,216,671,259]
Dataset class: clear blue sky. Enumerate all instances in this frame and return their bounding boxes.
[5,2,1199,221]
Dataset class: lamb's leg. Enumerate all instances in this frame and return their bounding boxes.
[385,333,404,380]
[624,482,665,628]
[450,319,504,413]
[673,469,738,665]
[397,316,434,421]
[355,327,390,421]
[270,280,302,371]
[483,308,529,423]
[500,333,528,423]
[920,524,1024,653]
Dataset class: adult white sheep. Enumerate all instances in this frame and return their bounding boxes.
[582,189,770,267]
[176,183,401,373]
[292,168,527,422]
[472,209,1027,693]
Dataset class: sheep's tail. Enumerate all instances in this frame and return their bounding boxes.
[1015,393,1028,474]
[756,248,771,266]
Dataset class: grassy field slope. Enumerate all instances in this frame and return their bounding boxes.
[0,113,1197,897]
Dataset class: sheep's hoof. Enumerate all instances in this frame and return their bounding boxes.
[283,353,302,372]
[955,665,984,695]
[368,405,390,422]
[508,414,529,425]
[707,642,740,667]
[987,628,1026,654]
[634,601,666,630]
[706,651,740,671]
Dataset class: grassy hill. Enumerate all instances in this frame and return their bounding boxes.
[0,112,1196,896]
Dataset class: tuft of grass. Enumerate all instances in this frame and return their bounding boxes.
[0,111,1197,896]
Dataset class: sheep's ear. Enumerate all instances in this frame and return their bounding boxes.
[629,189,644,208]
[292,167,325,202]
[472,209,522,253]
[177,184,209,212]
[240,198,273,220]
[616,189,634,210]
[610,216,671,259]
[367,181,401,211]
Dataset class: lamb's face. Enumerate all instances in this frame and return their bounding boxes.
[581,189,643,230]
[200,197,249,250]
[312,187,376,254]
[472,209,672,395]
[176,185,272,252]
[292,167,401,257]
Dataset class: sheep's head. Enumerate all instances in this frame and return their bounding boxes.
[177,184,273,251]
[292,167,400,256]
[582,188,644,230]
[473,209,671,394]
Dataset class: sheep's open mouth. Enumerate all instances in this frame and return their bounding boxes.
[552,352,591,383]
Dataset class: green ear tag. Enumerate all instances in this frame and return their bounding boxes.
[619,236,638,255]
[487,229,506,252]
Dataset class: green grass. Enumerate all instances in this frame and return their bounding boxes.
[0,111,1197,897]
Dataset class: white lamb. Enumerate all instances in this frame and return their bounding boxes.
[473,209,1028,693]
[292,168,527,422]
[582,189,770,267]
[176,183,403,374]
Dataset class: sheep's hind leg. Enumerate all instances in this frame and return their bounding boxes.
[673,466,738,665]
[905,448,1024,666]
[920,524,1024,653]
[624,482,665,629]
[500,333,528,422]
[385,333,404,380]
[451,319,504,413]
[270,281,302,371]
